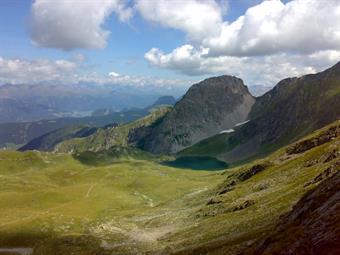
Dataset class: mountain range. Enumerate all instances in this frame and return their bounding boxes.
[0,96,176,150]
[30,62,339,163]
[0,62,339,255]
[179,62,340,165]
[0,83,171,123]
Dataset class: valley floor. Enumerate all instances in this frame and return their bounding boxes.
[0,121,339,255]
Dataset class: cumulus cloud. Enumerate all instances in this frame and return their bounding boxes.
[30,0,133,50]
[135,0,223,40]
[139,0,340,57]
[145,45,340,86]
[144,0,340,86]
[0,57,79,84]
[204,0,340,56]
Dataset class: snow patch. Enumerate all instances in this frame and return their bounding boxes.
[235,120,250,127]
[219,129,235,134]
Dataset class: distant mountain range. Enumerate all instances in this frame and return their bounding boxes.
[47,62,340,167]
[0,83,171,123]
[0,95,176,150]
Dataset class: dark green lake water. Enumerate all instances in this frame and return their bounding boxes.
[163,156,228,171]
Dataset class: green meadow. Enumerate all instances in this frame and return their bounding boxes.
[0,121,338,254]
[0,150,221,254]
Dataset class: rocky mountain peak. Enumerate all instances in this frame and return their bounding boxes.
[187,75,249,95]
[140,75,255,154]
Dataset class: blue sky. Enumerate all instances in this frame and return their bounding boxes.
[0,0,261,78]
[0,0,182,78]
[0,0,339,92]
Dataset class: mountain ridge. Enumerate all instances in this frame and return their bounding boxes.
[139,75,255,154]
[180,61,340,165]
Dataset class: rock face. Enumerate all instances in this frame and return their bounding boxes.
[246,170,340,255]
[140,75,255,153]
[217,61,340,163]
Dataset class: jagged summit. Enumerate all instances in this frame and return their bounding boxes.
[140,75,255,153]
[180,61,340,165]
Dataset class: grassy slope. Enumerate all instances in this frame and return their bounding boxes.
[55,107,172,154]
[0,120,338,254]
[0,150,220,254]
[169,120,340,255]
[0,108,149,149]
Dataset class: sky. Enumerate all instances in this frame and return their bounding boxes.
[0,0,339,93]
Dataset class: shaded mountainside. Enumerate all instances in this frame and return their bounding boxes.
[18,125,100,152]
[138,75,255,154]
[55,107,172,153]
[243,122,340,254]
[181,62,340,165]
[0,108,150,150]
[0,95,177,150]
[245,171,340,255]
[171,120,340,255]
[73,146,155,166]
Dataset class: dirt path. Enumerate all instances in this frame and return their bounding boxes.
[0,248,33,255]
[84,170,111,198]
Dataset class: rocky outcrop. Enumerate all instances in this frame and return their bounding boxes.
[286,125,340,154]
[140,75,255,153]
[246,171,340,255]
[217,61,340,164]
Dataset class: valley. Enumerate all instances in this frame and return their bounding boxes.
[0,121,339,254]
[1,1,340,254]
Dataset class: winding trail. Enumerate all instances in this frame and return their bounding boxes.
[0,248,33,255]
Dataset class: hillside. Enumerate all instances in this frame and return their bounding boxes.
[139,75,255,154]
[0,108,148,150]
[18,125,99,152]
[0,94,177,150]
[180,62,340,165]
[172,120,340,255]
[246,171,340,254]
[0,120,338,254]
[55,106,172,153]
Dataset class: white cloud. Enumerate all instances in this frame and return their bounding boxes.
[0,57,78,84]
[140,0,340,57]
[144,0,340,86]
[135,0,223,40]
[145,45,340,86]
[0,56,191,94]
[204,0,340,56]
[30,0,133,50]
[108,71,120,77]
